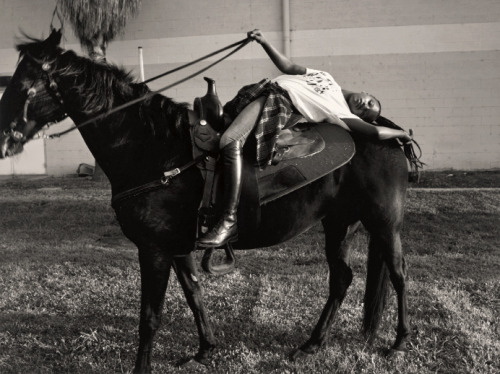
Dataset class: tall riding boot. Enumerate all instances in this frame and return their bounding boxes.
[197,141,243,248]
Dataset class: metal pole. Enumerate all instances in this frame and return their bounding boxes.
[138,46,145,82]
[282,0,291,58]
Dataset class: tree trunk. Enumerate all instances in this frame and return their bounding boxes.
[87,35,107,62]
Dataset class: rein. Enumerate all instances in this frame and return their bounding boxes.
[46,37,251,139]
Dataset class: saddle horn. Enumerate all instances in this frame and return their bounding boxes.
[194,77,226,132]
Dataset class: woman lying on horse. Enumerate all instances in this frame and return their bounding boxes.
[196,29,413,249]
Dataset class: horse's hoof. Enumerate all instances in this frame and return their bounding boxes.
[132,368,151,374]
[180,358,208,371]
[290,348,312,362]
[385,348,406,360]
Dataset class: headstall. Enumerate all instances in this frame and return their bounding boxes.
[3,52,69,143]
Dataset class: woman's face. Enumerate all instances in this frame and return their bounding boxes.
[347,92,381,123]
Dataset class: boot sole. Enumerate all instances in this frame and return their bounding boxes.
[196,234,238,249]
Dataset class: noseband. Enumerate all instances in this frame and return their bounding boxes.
[4,52,68,143]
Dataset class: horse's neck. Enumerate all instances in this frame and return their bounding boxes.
[55,58,193,191]
[70,103,192,192]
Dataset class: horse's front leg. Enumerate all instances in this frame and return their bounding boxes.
[172,253,216,365]
[134,247,173,374]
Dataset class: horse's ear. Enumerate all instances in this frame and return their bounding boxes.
[46,28,62,47]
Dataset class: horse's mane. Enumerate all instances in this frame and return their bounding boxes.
[15,35,189,140]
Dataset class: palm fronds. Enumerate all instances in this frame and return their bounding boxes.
[58,0,142,53]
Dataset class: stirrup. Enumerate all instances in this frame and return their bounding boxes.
[201,242,237,275]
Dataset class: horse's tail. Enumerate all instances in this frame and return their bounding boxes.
[363,243,390,340]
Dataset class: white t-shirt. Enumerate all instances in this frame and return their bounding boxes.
[271,68,359,130]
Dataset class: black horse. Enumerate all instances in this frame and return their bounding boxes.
[0,31,411,373]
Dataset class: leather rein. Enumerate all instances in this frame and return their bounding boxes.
[7,37,250,144]
[46,37,251,139]
[14,38,251,205]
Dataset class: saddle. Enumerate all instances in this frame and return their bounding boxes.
[190,77,355,236]
[191,77,327,161]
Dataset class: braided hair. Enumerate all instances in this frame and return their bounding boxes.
[375,115,425,182]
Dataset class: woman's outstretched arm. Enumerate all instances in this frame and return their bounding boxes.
[247,29,306,75]
[342,118,412,142]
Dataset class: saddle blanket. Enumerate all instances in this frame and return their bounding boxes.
[255,122,355,204]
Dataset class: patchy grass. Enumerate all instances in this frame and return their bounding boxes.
[0,175,498,373]
[411,169,500,188]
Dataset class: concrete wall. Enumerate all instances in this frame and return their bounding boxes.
[0,0,499,174]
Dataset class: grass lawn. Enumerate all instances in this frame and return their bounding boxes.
[412,169,500,188]
[0,171,498,373]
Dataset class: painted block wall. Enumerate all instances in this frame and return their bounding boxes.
[44,119,95,176]
[0,0,499,174]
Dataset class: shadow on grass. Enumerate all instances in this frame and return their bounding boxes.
[0,307,332,374]
[407,289,497,373]
[0,311,137,374]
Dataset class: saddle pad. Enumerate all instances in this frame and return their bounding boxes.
[256,122,355,204]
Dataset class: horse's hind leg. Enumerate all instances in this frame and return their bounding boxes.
[292,216,358,361]
[364,227,410,354]
[172,253,216,365]
[134,247,173,374]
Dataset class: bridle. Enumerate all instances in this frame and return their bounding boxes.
[3,51,69,144]
[3,87,37,143]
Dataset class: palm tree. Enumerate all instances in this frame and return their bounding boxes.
[58,0,142,60]
[58,0,142,180]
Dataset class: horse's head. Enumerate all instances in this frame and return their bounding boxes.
[0,29,69,158]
